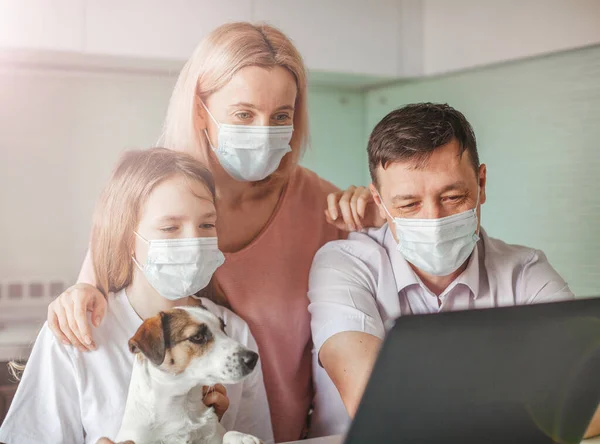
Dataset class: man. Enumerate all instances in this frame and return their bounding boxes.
[307,103,577,437]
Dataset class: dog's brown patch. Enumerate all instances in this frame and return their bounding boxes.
[129,309,215,374]
[128,313,166,365]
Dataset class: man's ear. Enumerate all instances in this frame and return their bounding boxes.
[369,183,388,222]
[128,312,168,366]
[478,164,487,205]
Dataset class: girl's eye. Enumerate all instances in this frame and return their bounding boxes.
[160,226,178,232]
[235,112,252,120]
[200,223,215,229]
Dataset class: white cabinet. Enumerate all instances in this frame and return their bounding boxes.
[253,0,401,77]
[422,0,600,76]
[84,0,252,60]
[0,0,84,52]
[0,0,404,78]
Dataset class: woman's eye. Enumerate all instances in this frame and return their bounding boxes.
[200,223,216,229]
[273,113,290,122]
[160,226,178,232]
[235,112,252,120]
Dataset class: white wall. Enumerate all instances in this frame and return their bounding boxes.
[0,66,368,299]
[422,0,600,75]
[0,67,176,287]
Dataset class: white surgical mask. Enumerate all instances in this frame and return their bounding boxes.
[202,102,293,182]
[379,189,480,276]
[133,232,225,301]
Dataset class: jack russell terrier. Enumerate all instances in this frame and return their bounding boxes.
[111,304,264,444]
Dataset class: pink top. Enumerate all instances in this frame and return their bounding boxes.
[215,166,344,442]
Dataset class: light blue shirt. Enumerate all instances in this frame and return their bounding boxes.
[307,224,574,437]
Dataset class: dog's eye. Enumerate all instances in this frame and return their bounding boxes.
[189,334,208,344]
[189,324,212,345]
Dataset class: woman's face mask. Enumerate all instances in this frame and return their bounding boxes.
[202,101,293,182]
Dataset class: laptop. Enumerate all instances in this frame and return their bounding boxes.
[344,297,600,444]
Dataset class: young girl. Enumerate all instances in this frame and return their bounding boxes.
[0,148,273,444]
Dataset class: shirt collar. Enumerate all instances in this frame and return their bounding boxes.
[382,225,419,293]
[382,224,485,298]
[452,238,481,299]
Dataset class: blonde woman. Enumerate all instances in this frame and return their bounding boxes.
[0,148,273,443]
[45,22,381,441]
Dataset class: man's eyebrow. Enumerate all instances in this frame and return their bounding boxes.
[390,182,469,203]
[438,181,469,193]
[391,194,418,203]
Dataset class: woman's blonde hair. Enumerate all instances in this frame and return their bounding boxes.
[91,148,216,297]
[161,22,309,177]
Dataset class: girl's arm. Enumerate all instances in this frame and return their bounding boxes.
[0,325,84,443]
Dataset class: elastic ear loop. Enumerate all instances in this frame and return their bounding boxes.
[201,101,220,151]
[132,231,149,271]
[375,189,395,220]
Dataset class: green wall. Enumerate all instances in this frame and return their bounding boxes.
[306,45,600,297]
[303,85,366,190]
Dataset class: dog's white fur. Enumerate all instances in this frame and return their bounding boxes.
[115,306,263,444]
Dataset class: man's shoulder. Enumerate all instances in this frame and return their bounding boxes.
[313,224,391,265]
[482,229,543,267]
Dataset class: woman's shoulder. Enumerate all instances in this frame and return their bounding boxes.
[196,298,257,351]
[292,166,340,198]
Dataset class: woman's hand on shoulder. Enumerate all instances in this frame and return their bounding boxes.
[325,185,386,232]
[47,283,107,352]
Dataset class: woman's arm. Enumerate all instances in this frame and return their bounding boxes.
[47,249,107,351]
[77,248,97,286]
[0,326,84,443]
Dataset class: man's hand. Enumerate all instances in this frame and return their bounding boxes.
[319,331,382,417]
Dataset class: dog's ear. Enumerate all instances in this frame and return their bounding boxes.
[128,312,168,366]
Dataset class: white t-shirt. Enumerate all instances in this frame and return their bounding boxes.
[0,290,274,444]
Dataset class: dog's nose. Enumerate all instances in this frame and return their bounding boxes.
[240,350,259,371]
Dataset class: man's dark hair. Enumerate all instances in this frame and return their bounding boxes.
[368,103,479,186]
